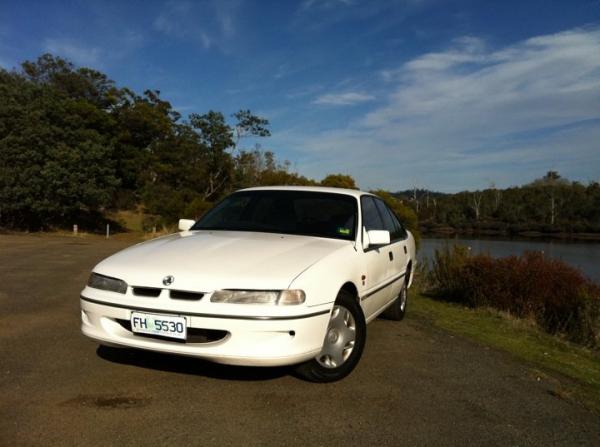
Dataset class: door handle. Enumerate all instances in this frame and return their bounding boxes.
[389,252,394,261]
[403,246,407,254]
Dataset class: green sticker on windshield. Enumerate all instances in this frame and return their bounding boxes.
[337,227,351,235]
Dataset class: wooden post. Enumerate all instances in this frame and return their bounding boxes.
[73,224,78,236]
[106,223,110,239]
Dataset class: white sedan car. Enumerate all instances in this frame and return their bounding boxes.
[80,186,416,382]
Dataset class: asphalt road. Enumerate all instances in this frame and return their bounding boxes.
[1,233,599,446]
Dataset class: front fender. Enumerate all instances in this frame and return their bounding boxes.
[288,244,362,308]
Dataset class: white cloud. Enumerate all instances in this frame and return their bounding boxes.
[217,10,235,38]
[42,31,143,68]
[274,63,293,79]
[153,1,194,38]
[364,28,600,130]
[313,91,375,105]
[153,0,239,51]
[43,38,102,66]
[402,36,485,72]
[285,84,324,99]
[294,0,427,32]
[281,27,600,191]
[199,32,212,50]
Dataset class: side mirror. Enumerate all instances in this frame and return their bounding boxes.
[364,229,390,249]
[178,219,195,231]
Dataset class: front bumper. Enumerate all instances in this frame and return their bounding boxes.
[80,294,331,367]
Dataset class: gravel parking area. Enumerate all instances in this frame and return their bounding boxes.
[1,233,599,446]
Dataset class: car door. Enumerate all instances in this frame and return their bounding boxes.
[359,196,393,318]
[374,199,409,302]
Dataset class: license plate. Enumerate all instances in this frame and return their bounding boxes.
[130,312,187,340]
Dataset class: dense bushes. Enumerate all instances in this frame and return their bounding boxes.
[425,245,600,347]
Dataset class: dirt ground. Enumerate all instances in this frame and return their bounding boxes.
[1,233,599,446]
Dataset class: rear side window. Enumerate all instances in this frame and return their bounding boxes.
[375,199,408,241]
[374,199,398,238]
[388,208,408,240]
[360,196,384,231]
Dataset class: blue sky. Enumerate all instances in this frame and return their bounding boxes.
[1,0,599,192]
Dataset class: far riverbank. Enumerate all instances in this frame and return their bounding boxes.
[423,227,600,241]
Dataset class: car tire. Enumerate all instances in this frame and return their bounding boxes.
[294,290,366,383]
[381,280,408,321]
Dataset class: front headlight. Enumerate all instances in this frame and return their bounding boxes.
[210,289,306,305]
[88,272,128,294]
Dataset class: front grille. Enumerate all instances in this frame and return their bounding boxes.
[131,287,204,300]
[116,319,228,344]
[169,290,204,301]
[132,287,161,297]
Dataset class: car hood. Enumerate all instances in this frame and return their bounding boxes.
[94,230,351,292]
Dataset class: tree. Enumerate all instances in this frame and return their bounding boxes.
[0,54,295,230]
[410,185,421,213]
[189,110,270,200]
[0,67,118,229]
[113,89,179,204]
[232,109,270,143]
[233,149,306,189]
[531,171,570,225]
[470,191,483,221]
[489,181,502,213]
[321,174,358,189]
[21,54,124,110]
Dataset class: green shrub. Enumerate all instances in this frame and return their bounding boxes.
[183,198,213,221]
[428,244,471,301]
[425,244,600,347]
[141,214,162,232]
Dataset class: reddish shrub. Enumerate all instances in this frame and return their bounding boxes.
[427,245,600,347]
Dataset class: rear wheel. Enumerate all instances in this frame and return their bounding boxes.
[382,280,408,321]
[295,290,366,382]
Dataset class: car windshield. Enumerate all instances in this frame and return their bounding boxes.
[192,190,358,241]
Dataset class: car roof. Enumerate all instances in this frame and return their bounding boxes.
[239,185,373,199]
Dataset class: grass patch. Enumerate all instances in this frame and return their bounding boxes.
[107,210,146,233]
[105,211,174,239]
[410,292,600,412]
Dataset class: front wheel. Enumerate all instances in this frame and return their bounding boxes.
[294,290,366,382]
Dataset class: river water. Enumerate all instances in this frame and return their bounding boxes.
[419,237,600,283]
